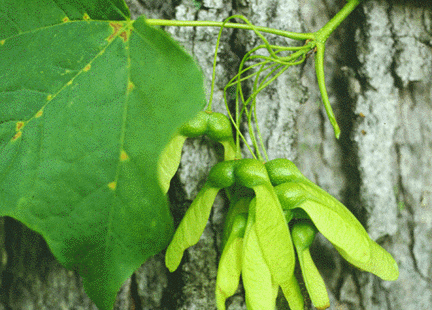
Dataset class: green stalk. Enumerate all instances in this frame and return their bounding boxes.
[313,0,363,139]
[146,19,314,41]
[314,0,363,43]
[315,42,340,139]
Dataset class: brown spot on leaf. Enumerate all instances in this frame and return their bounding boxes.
[120,30,130,42]
[12,131,22,141]
[127,81,134,91]
[47,94,53,101]
[108,22,123,42]
[359,112,365,118]
[0,40,5,45]
[35,110,43,118]
[361,130,366,135]
[83,13,90,21]
[62,16,70,23]
[16,121,24,131]
[83,64,91,72]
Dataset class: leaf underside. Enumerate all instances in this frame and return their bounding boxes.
[0,1,205,309]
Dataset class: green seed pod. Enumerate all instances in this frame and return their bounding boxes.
[207,160,236,189]
[179,110,208,138]
[205,112,236,161]
[292,222,330,310]
[230,213,248,239]
[291,222,317,250]
[276,180,399,282]
[234,159,269,188]
[206,112,233,142]
[222,187,253,247]
[283,209,294,224]
[265,158,305,186]
[180,111,236,161]
[274,182,308,210]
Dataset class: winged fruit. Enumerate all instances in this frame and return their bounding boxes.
[166,157,398,310]
[157,111,236,194]
[268,159,399,282]
[292,222,330,309]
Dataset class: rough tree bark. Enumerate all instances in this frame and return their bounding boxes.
[1,0,431,309]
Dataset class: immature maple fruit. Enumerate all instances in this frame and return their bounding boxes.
[292,222,330,310]
[157,111,235,194]
[275,180,399,282]
[266,159,397,271]
[165,158,398,310]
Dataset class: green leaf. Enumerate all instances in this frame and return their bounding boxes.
[165,183,220,272]
[0,1,205,309]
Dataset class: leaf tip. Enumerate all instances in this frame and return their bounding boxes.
[215,287,227,310]
[11,131,22,142]
[334,125,341,139]
[108,22,125,42]
[120,30,131,42]
[165,249,181,273]
[316,303,331,310]
[16,121,25,131]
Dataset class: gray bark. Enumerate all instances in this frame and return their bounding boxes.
[1,0,431,309]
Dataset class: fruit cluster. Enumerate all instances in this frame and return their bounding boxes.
[158,112,398,310]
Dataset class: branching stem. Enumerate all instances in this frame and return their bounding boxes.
[146,19,314,41]
[148,0,363,153]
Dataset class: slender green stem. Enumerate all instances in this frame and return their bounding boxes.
[252,63,295,97]
[223,85,255,159]
[228,15,279,59]
[312,0,362,139]
[315,0,363,43]
[225,61,279,89]
[146,19,314,41]
[150,0,362,151]
[315,42,340,139]
[252,62,278,162]
[247,62,269,161]
[207,17,226,111]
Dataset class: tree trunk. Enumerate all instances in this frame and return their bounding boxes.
[1,0,431,309]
